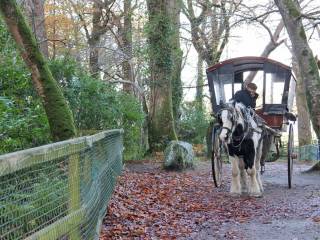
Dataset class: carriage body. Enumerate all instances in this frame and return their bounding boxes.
[206,57,296,188]
[206,57,296,131]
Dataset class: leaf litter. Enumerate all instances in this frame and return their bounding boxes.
[100,161,320,239]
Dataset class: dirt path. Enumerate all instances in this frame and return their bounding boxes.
[100,160,320,240]
[190,162,320,240]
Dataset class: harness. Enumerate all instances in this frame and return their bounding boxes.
[218,105,237,140]
[218,103,265,172]
[224,106,262,148]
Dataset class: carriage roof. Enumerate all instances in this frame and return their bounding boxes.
[206,56,291,73]
[206,56,296,130]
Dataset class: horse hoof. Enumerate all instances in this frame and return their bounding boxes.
[230,192,241,197]
[241,188,248,194]
[250,192,263,198]
[241,192,249,197]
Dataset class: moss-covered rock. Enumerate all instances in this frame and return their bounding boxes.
[163,141,194,170]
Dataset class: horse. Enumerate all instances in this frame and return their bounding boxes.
[217,101,264,197]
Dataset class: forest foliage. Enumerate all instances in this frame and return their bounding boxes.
[0,18,145,159]
[2,0,318,161]
[0,0,210,159]
[0,19,50,153]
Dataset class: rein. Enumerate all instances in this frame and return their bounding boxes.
[219,103,265,174]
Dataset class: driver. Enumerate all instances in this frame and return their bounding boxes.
[233,82,258,109]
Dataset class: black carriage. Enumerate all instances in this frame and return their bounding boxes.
[206,57,296,188]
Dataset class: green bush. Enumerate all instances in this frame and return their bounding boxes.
[0,19,51,154]
[178,102,210,144]
[49,58,145,160]
[0,16,145,159]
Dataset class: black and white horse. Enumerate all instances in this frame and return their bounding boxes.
[218,102,264,197]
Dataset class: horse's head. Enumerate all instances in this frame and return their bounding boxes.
[218,102,236,144]
[233,102,247,138]
[218,102,246,144]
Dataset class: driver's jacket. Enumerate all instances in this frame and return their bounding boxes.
[233,89,258,109]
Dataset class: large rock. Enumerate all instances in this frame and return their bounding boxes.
[163,141,194,170]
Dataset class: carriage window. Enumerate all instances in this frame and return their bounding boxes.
[244,71,264,108]
[213,79,221,105]
[265,73,285,104]
[224,84,233,102]
[234,72,243,95]
[213,73,233,104]
[234,83,242,94]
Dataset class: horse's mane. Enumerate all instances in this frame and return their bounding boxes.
[224,100,246,109]
[226,101,259,129]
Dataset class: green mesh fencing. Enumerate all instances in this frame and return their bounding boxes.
[0,129,123,240]
[299,144,320,161]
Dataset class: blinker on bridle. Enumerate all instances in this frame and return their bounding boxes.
[218,107,237,136]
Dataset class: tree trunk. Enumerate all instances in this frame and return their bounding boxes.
[168,0,183,122]
[141,94,150,153]
[20,0,49,57]
[147,0,178,150]
[292,58,312,146]
[0,0,76,141]
[275,0,320,136]
[88,1,104,78]
[135,19,150,153]
[275,0,320,170]
[122,0,134,93]
[196,54,204,111]
[52,0,56,59]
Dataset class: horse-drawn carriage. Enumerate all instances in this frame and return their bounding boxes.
[206,57,296,193]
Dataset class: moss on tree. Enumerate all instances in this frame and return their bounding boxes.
[301,49,308,56]
[299,26,307,40]
[308,56,320,80]
[0,0,76,141]
[146,1,179,150]
[284,0,300,18]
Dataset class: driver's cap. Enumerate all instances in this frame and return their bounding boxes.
[246,82,257,91]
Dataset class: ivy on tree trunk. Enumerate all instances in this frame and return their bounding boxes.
[121,0,134,93]
[196,54,204,111]
[0,0,76,141]
[168,0,183,122]
[146,0,178,150]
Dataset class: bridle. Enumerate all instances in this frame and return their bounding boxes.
[217,102,265,173]
[218,103,255,147]
[217,104,238,140]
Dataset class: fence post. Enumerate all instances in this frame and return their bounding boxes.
[318,139,320,161]
[83,154,92,184]
[68,152,81,239]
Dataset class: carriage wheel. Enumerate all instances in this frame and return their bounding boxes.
[211,127,223,187]
[287,123,294,189]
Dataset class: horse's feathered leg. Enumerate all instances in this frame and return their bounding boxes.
[247,166,262,197]
[230,156,241,195]
[255,139,264,193]
[239,157,248,195]
[247,134,263,197]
